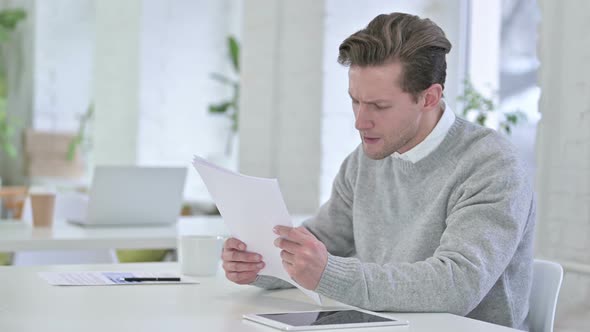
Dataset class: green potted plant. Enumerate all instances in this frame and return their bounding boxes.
[67,104,94,161]
[457,79,527,135]
[208,35,240,155]
[0,8,26,161]
[0,105,16,159]
[0,7,26,265]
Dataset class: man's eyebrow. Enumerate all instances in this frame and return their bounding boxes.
[365,99,390,104]
[348,92,390,104]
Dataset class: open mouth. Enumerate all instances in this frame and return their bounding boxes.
[363,137,380,144]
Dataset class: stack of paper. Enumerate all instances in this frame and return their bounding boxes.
[193,156,321,305]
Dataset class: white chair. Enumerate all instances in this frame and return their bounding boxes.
[529,259,564,332]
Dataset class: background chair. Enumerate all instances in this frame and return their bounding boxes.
[529,259,564,332]
[24,129,86,180]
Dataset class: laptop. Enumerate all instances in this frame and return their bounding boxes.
[70,166,187,226]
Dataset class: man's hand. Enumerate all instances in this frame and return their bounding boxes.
[221,238,265,284]
[273,226,328,290]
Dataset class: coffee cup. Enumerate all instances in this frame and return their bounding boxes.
[30,192,56,228]
[178,235,224,276]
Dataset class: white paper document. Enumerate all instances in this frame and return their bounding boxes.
[39,271,198,286]
[193,156,322,305]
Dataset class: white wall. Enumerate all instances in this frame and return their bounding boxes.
[139,0,232,166]
[137,0,242,201]
[93,0,140,167]
[240,0,323,214]
[34,0,94,132]
[467,0,501,98]
[536,1,590,331]
[320,0,467,202]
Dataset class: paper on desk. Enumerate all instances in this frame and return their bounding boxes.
[38,271,198,286]
[192,156,322,305]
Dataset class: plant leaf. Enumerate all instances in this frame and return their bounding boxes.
[67,137,81,161]
[209,73,236,86]
[0,28,8,43]
[6,145,17,158]
[5,141,16,158]
[208,102,232,114]
[476,113,486,126]
[229,35,239,73]
[0,9,26,30]
[231,111,238,132]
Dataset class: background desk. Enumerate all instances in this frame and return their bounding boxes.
[0,216,229,251]
[0,262,521,332]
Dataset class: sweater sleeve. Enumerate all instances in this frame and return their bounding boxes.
[250,275,294,289]
[315,154,535,314]
[303,151,356,256]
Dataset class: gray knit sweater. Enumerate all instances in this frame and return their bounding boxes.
[253,118,535,330]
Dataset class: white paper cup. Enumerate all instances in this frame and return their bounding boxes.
[178,235,224,276]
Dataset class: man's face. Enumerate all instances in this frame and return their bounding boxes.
[349,61,426,160]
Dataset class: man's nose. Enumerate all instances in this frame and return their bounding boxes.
[355,104,373,130]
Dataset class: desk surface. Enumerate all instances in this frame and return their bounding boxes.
[0,263,519,332]
[0,216,229,251]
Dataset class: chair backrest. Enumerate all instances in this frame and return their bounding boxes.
[529,259,564,332]
[24,129,84,179]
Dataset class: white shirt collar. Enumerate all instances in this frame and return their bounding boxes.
[392,100,456,163]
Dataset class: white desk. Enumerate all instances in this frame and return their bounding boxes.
[0,216,229,251]
[0,263,520,332]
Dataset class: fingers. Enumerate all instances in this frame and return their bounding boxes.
[222,238,265,285]
[223,261,264,272]
[225,271,259,285]
[222,238,262,262]
[273,237,300,253]
[222,255,264,285]
[222,249,264,285]
[280,249,295,264]
[223,260,265,272]
[273,226,312,244]
[224,237,247,251]
[282,259,293,271]
[221,248,262,263]
[296,226,314,237]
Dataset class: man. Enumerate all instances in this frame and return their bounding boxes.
[222,12,535,330]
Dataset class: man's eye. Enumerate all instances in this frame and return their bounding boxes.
[352,100,359,104]
[376,105,389,110]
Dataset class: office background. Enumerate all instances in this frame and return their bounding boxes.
[0,0,587,331]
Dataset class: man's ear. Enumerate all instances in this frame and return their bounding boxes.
[421,84,443,111]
